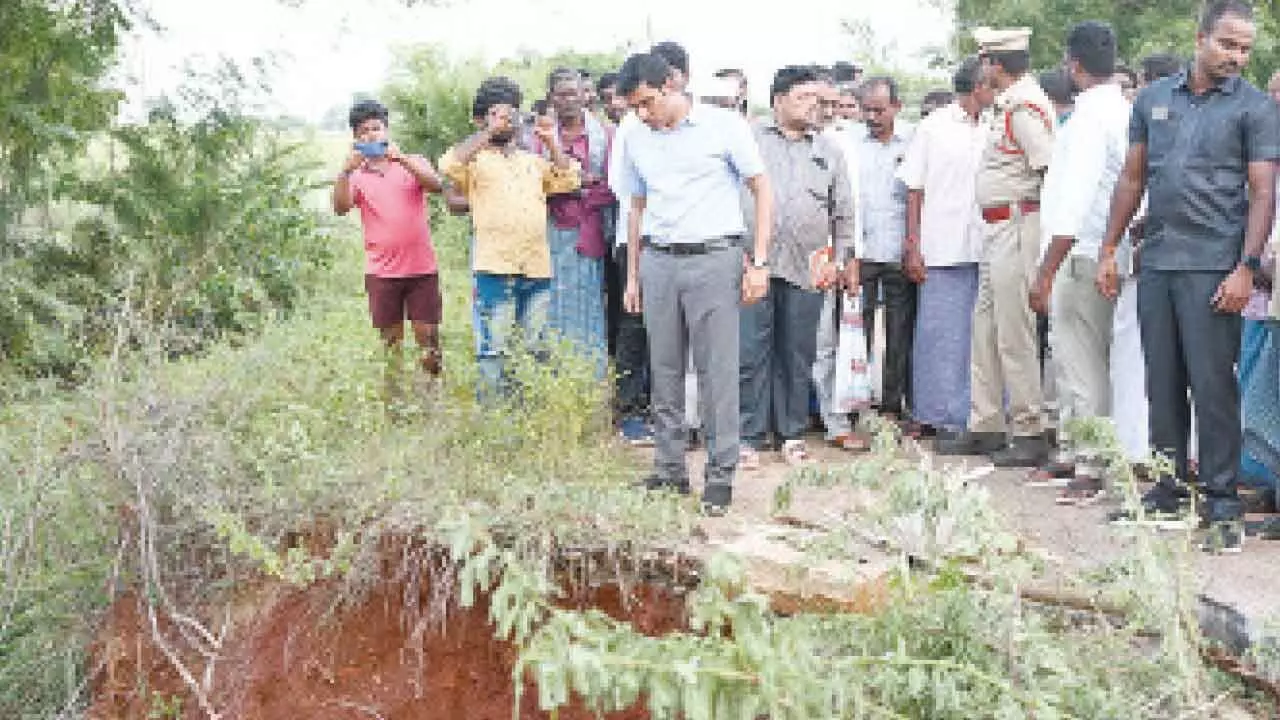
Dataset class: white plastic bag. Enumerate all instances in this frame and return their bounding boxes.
[834,292,874,413]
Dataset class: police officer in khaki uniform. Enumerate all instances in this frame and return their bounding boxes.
[937,27,1055,466]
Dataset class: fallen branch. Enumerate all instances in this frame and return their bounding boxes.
[770,511,1280,705]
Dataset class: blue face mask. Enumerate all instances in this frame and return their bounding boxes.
[354,140,388,158]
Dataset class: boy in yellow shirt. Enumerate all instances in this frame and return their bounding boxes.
[439,76,580,397]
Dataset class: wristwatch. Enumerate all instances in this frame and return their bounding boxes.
[752,256,769,269]
[1244,255,1263,272]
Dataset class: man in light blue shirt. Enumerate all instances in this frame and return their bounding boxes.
[617,51,773,514]
[857,76,917,427]
[607,41,694,447]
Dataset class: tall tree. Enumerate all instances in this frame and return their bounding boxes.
[952,0,1280,85]
[0,0,129,228]
[382,45,624,168]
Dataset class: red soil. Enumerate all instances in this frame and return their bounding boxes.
[88,576,688,719]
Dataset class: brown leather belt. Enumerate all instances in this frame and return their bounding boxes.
[981,200,1040,224]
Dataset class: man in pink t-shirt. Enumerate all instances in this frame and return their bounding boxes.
[332,100,445,383]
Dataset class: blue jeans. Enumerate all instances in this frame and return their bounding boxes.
[473,273,551,399]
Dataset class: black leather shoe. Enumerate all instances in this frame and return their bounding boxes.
[636,475,691,496]
[991,435,1049,468]
[1044,427,1059,449]
[934,428,963,444]
[701,483,732,515]
[1200,522,1243,554]
[1107,483,1194,528]
[1253,517,1280,540]
[935,431,1007,456]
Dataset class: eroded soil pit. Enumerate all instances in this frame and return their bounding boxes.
[89,560,692,719]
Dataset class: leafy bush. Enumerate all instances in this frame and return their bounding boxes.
[383,47,487,176]
[0,0,126,229]
[0,212,680,716]
[0,69,336,383]
[383,45,624,169]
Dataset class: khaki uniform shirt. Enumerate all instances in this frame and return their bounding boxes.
[975,74,1055,207]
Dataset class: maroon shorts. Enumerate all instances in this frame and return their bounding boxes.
[364,274,442,328]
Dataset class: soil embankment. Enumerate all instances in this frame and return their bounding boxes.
[89,575,687,719]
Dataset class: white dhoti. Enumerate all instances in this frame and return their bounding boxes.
[1111,277,1150,462]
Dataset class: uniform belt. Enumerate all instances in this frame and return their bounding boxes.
[642,235,742,255]
[981,201,1040,224]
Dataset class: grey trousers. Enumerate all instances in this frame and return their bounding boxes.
[1138,269,1242,520]
[739,277,824,449]
[1050,257,1115,450]
[641,246,744,487]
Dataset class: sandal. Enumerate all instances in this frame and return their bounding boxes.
[1023,460,1075,488]
[783,439,810,466]
[1256,517,1280,541]
[899,420,934,439]
[739,446,762,472]
[1056,476,1106,506]
[829,432,870,452]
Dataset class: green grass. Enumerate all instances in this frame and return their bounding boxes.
[0,200,691,716]
[0,143,1273,718]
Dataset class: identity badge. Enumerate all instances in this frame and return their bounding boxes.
[1152,106,1169,121]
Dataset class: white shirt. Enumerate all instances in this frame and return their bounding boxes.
[1039,83,1131,261]
[821,121,864,256]
[608,112,643,246]
[896,102,985,266]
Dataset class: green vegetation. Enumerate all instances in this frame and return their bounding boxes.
[2,8,1278,719]
[8,217,1267,716]
[384,46,624,171]
[952,0,1280,85]
[2,3,334,386]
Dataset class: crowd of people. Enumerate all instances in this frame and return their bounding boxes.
[332,0,1280,552]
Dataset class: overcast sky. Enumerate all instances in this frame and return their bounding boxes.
[118,0,954,121]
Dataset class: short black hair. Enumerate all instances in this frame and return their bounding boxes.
[1038,69,1074,105]
[770,65,820,107]
[578,68,593,80]
[953,55,983,94]
[531,99,549,116]
[861,76,900,104]
[988,49,1031,75]
[809,64,834,83]
[1066,20,1117,78]
[472,76,522,119]
[922,90,954,111]
[348,99,388,131]
[617,52,673,97]
[714,67,743,79]
[547,66,580,92]
[650,41,689,76]
[1200,0,1254,34]
[1140,52,1183,83]
[831,61,859,83]
[598,72,619,90]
